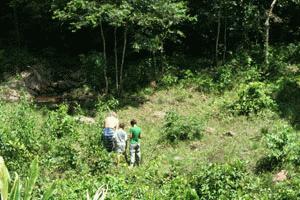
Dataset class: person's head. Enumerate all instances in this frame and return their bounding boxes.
[130,119,137,126]
[119,123,125,129]
[107,111,117,118]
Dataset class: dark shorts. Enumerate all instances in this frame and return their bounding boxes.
[103,128,114,152]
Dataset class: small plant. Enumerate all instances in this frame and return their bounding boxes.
[191,161,257,200]
[230,81,276,115]
[96,96,119,123]
[160,73,178,87]
[163,111,204,143]
[86,185,107,200]
[0,156,55,200]
[0,100,40,171]
[45,104,76,138]
[264,124,300,166]
[80,52,106,90]
[215,65,234,91]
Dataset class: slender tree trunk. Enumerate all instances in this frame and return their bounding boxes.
[100,21,109,94]
[119,27,127,93]
[13,5,21,48]
[114,27,119,91]
[216,10,221,66]
[152,52,156,78]
[223,16,227,63]
[265,0,278,67]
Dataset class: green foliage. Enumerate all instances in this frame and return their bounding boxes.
[264,124,300,166]
[215,65,234,90]
[43,104,79,170]
[0,156,10,200]
[0,100,40,171]
[275,77,300,129]
[96,96,119,123]
[160,176,199,200]
[80,52,106,90]
[0,157,55,200]
[23,158,39,200]
[160,73,179,87]
[230,81,276,115]
[271,176,300,200]
[179,70,215,93]
[191,161,258,200]
[45,104,76,138]
[163,111,204,143]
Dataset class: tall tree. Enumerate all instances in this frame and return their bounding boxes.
[53,0,193,93]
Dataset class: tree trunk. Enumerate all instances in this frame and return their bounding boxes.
[100,21,109,94]
[119,27,127,93]
[265,0,278,67]
[223,16,227,63]
[216,10,221,66]
[114,27,119,91]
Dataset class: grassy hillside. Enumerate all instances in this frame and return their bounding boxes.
[1,73,299,199]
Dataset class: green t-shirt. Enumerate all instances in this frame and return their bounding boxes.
[129,125,142,144]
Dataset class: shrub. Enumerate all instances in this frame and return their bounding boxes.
[271,176,300,200]
[45,104,76,138]
[238,66,262,83]
[230,81,276,115]
[160,73,179,87]
[214,65,234,90]
[96,96,119,123]
[0,100,40,171]
[43,104,79,170]
[0,156,55,200]
[191,161,258,200]
[160,176,199,200]
[264,124,300,166]
[179,70,215,93]
[163,111,204,143]
[80,52,106,90]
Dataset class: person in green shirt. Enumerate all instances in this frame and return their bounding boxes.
[129,119,142,167]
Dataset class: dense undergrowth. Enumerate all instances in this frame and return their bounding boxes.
[0,44,300,199]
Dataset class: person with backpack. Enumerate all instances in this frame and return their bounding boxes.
[103,112,119,152]
[112,123,128,165]
[129,119,142,167]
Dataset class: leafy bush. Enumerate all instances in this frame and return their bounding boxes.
[264,124,300,166]
[160,73,179,87]
[45,104,76,138]
[230,81,276,115]
[0,156,55,200]
[42,104,79,170]
[214,65,234,90]
[80,52,106,90]
[96,96,119,123]
[191,161,258,200]
[163,111,204,143]
[179,70,215,93]
[238,67,262,83]
[160,176,199,200]
[0,100,41,171]
[271,176,300,200]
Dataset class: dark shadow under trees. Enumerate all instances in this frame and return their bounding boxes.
[275,79,300,130]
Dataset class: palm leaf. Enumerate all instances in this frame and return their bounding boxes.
[0,156,10,200]
[41,182,56,200]
[9,173,21,200]
[23,157,39,200]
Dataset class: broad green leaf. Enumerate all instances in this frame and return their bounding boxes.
[9,173,21,200]
[0,156,10,200]
[41,183,56,200]
[23,157,39,200]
